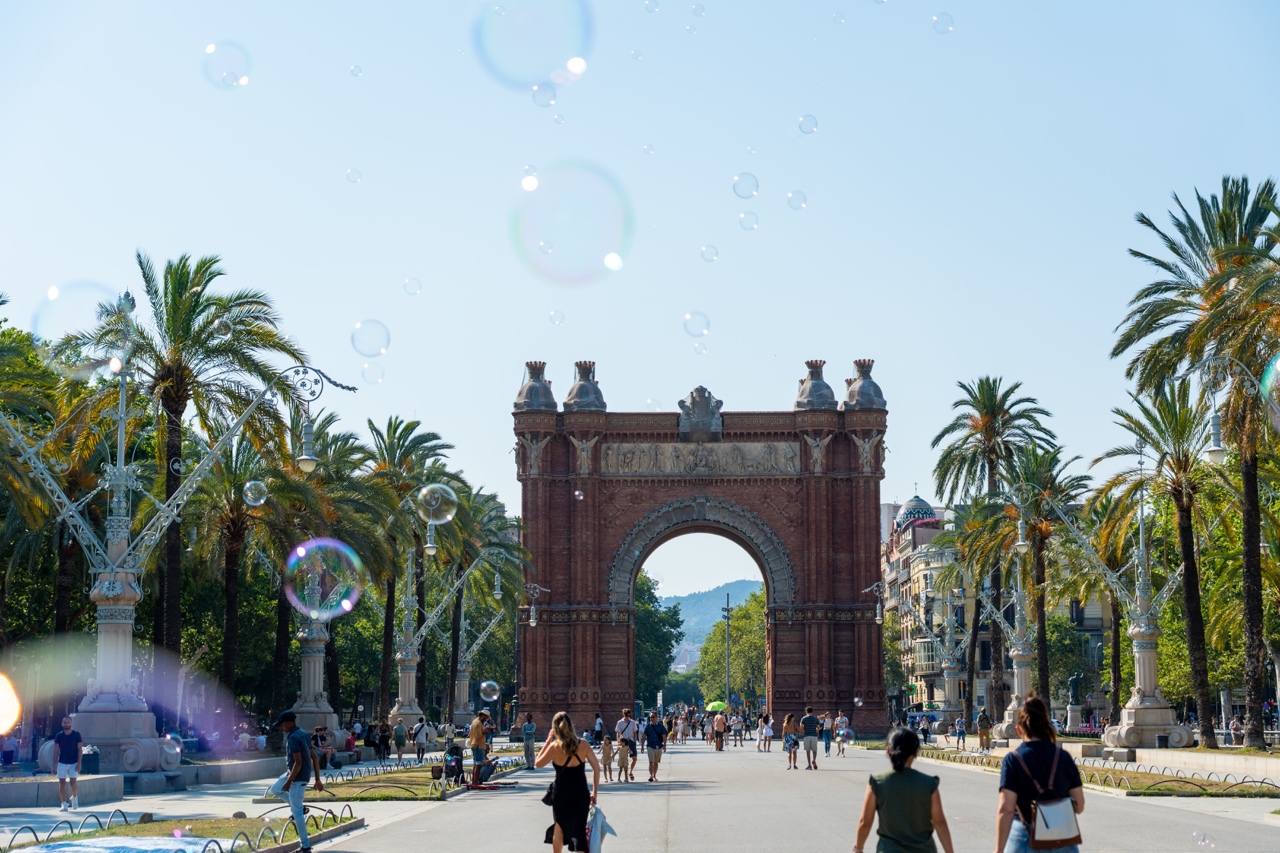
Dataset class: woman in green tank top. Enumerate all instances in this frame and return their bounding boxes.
[853,727,955,853]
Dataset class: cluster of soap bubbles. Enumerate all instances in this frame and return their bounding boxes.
[352,319,390,385]
[285,538,364,621]
[479,680,502,703]
[1191,830,1215,848]
[202,42,251,88]
[684,311,711,355]
[31,283,132,380]
[512,162,633,284]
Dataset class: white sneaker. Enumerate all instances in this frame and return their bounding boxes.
[59,802,69,812]
[70,797,78,810]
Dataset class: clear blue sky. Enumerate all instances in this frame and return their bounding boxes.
[3,1,1277,596]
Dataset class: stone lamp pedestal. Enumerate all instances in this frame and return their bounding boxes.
[931,662,963,734]
[389,614,423,724]
[993,638,1033,740]
[1103,619,1190,751]
[290,618,339,735]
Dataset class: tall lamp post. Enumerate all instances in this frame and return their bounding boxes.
[0,319,349,773]
[722,593,732,708]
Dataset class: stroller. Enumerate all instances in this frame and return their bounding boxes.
[443,744,465,781]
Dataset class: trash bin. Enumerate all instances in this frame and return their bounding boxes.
[1155,734,1169,749]
[81,750,100,775]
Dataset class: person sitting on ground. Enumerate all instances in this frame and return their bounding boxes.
[853,726,955,853]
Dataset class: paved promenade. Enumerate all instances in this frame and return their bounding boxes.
[5,742,1278,851]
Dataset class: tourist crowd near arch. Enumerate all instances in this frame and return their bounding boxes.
[512,358,889,730]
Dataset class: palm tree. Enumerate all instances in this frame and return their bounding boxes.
[1114,176,1278,747]
[73,252,302,655]
[1091,381,1217,747]
[931,377,1055,715]
[366,417,452,720]
[1004,442,1091,703]
[1071,492,1135,727]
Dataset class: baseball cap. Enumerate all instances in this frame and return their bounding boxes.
[273,711,297,728]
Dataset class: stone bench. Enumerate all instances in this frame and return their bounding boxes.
[0,774,123,808]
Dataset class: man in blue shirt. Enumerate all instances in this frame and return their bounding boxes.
[641,711,667,783]
[275,712,323,853]
[799,707,821,770]
[53,717,82,811]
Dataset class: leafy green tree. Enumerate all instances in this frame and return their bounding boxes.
[696,589,765,704]
[931,376,1055,715]
[881,611,908,692]
[634,571,684,705]
[662,668,702,706]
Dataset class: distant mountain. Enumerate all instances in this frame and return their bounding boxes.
[661,579,762,648]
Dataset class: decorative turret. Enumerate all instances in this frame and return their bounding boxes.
[513,361,557,411]
[563,361,607,412]
[794,359,837,410]
[840,359,887,411]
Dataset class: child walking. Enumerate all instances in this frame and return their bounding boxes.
[600,736,615,782]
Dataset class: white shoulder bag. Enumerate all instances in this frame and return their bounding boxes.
[1011,747,1081,850]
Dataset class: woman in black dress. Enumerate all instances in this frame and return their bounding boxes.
[535,711,602,852]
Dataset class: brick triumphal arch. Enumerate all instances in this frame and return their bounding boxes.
[512,358,888,731]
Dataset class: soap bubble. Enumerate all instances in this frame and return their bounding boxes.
[0,675,21,734]
[685,24,696,34]
[642,144,655,155]
[346,169,362,183]
[631,49,642,60]
[645,398,662,412]
[787,191,808,210]
[683,311,710,337]
[213,318,234,340]
[693,341,708,355]
[1260,355,1280,431]
[839,728,854,740]
[549,309,565,325]
[351,320,390,357]
[574,489,585,500]
[31,282,133,380]
[417,483,459,524]
[1191,831,1215,849]
[746,145,756,154]
[403,277,423,295]
[473,0,594,90]
[539,241,554,254]
[854,696,864,707]
[479,681,502,703]
[531,82,557,107]
[692,3,705,14]
[512,161,634,285]
[645,0,659,10]
[521,165,539,191]
[285,539,364,621]
[700,245,718,262]
[553,114,565,124]
[361,362,385,384]
[202,41,252,90]
[732,172,759,198]
[567,56,587,74]
[350,65,362,77]
[931,13,954,34]
[799,114,819,134]
[834,13,845,23]
[739,211,759,230]
[494,5,506,14]
[242,480,268,507]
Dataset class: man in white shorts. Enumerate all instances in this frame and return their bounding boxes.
[730,712,744,747]
[53,716,83,811]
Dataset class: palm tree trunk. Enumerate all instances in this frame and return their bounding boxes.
[963,600,978,721]
[54,525,78,634]
[985,462,1006,715]
[161,395,185,656]
[1033,540,1050,705]
[1175,502,1217,749]
[1239,448,1267,748]
[377,576,396,722]
[270,581,291,714]
[219,532,244,695]
[1108,593,1122,725]
[445,561,465,725]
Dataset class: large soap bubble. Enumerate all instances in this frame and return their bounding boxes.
[285,538,364,621]
[511,161,634,285]
[417,483,459,524]
[202,41,252,89]
[32,282,133,380]
[473,0,594,90]
[479,681,501,703]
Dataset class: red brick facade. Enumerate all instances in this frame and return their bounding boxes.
[514,368,887,734]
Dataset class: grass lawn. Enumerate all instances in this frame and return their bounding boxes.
[7,816,359,850]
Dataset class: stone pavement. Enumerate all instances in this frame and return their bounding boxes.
[4,743,1278,851]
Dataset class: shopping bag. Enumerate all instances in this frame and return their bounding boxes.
[587,804,617,853]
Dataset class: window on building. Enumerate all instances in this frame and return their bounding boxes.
[979,640,991,672]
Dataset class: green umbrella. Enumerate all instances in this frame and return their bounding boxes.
[705,701,728,712]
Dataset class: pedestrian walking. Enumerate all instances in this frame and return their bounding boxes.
[977,707,992,753]
[761,715,774,752]
[53,717,82,811]
[642,711,667,782]
[781,713,801,769]
[535,712,601,853]
[413,716,429,761]
[393,717,407,763]
[594,713,604,747]
[954,716,966,751]
[599,735,615,781]
[731,711,744,747]
[615,708,639,782]
[522,713,538,767]
[377,722,391,761]
[469,709,491,785]
[853,726,955,853]
[835,710,850,757]
[995,694,1084,853]
[800,706,822,769]
[822,711,834,757]
[1,731,17,766]
[274,712,323,853]
[714,710,727,751]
